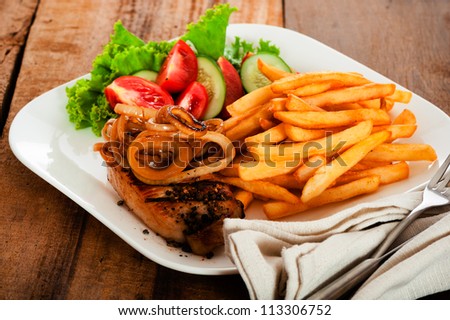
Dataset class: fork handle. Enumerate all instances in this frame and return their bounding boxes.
[371,204,427,259]
[306,206,427,300]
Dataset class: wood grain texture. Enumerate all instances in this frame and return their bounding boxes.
[0,0,39,134]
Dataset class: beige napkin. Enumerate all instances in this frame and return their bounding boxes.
[223,191,450,299]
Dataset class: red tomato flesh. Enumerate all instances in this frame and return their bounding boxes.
[175,81,209,119]
[156,39,198,94]
[217,56,245,119]
[105,75,174,110]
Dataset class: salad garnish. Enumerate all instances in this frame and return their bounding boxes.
[66,4,285,136]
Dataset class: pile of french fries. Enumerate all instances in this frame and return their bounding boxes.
[214,60,437,220]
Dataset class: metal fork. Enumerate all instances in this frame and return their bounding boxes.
[306,154,450,300]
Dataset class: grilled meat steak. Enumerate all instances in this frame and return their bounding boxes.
[107,166,245,255]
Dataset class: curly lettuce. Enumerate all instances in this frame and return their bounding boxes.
[181,4,237,60]
[224,37,281,71]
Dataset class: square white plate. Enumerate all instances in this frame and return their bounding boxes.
[9,24,450,275]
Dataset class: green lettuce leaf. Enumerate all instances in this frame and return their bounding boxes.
[223,37,255,70]
[224,37,281,72]
[89,22,173,92]
[65,78,99,130]
[90,95,116,136]
[181,3,237,60]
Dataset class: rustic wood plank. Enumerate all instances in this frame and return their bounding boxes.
[229,0,284,26]
[1,0,281,299]
[284,0,449,115]
[0,0,39,134]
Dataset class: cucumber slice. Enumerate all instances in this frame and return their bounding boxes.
[132,70,158,82]
[196,56,226,119]
[240,53,291,92]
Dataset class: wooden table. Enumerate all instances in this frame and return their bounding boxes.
[1,0,449,300]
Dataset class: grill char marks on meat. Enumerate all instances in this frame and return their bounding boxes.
[107,166,245,256]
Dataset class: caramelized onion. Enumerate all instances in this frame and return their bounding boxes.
[127,132,193,181]
[144,118,177,132]
[96,103,234,185]
[130,131,234,185]
[114,103,157,120]
[204,118,224,133]
[156,105,207,136]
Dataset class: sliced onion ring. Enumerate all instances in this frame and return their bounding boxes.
[114,103,157,120]
[144,118,177,132]
[127,133,193,181]
[156,105,207,136]
[130,131,235,185]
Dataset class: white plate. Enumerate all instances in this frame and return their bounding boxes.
[9,24,450,275]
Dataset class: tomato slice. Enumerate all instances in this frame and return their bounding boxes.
[175,81,209,119]
[156,39,198,94]
[104,75,174,110]
[217,56,245,117]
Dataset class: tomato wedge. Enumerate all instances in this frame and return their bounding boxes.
[156,39,198,94]
[175,81,209,119]
[104,75,174,110]
[217,56,244,111]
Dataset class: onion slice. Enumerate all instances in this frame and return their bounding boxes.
[130,131,235,185]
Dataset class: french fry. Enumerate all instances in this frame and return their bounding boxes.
[274,109,390,129]
[372,124,417,141]
[285,124,328,142]
[226,85,282,116]
[377,107,418,141]
[238,158,302,181]
[392,109,416,125]
[218,153,252,177]
[214,175,299,204]
[285,94,325,111]
[268,97,287,112]
[293,155,327,184]
[284,124,345,142]
[351,160,392,171]
[358,99,381,109]
[323,103,364,111]
[263,201,309,219]
[264,176,381,219]
[301,130,390,203]
[257,58,293,81]
[225,104,273,141]
[245,123,287,144]
[387,90,412,104]
[363,143,437,162]
[302,83,396,108]
[248,120,373,162]
[381,97,395,112]
[259,118,278,130]
[262,174,303,189]
[287,80,344,97]
[233,189,254,210]
[271,71,370,93]
[223,104,262,131]
[219,163,240,177]
[336,161,409,185]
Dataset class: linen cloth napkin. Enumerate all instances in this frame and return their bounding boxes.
[223,191,450,299]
